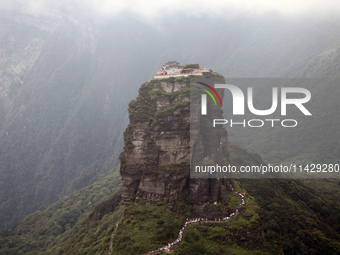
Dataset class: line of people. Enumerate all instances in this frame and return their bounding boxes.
[147,182,246,254]
[227,182,246,206]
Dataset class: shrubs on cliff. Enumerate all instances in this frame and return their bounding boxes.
[128,78,190,123]
[182,63,200,69]
[112,205,184,254]
[154,101,189,118]
[242,179,340,254]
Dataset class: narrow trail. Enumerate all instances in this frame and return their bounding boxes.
[108,222,119,255]
[144,182,246,254]
[108,182,245,255]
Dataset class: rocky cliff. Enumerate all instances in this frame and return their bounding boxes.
[120,73,231,216]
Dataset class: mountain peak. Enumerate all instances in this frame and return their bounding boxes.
[119,71,233,217]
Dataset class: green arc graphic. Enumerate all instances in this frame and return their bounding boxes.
[196,87,217,106]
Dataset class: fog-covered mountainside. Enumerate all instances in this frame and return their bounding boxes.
[222,76,340,166]
[0,10,340,235]
[222,40,340,165]
[0,13,158,229]
[1,75,338,254]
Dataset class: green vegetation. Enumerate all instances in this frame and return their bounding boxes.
[173,225,265,255]
[241,179,340,254]
[227,192,242,209]
[182,63,200,69]
[0,172,269,255]
[45,190,123,255]
[155,101,189,117]
[232,181,246,194]
[174,76,191,83]
[119,124,134,167]
[172,191,265,254]
[111,204,184,254]
[228,144,264,169]
[105,179,266,255]
[128,79,190,122]
[0,169,122,255]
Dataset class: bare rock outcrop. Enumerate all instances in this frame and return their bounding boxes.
[120,74,230,216]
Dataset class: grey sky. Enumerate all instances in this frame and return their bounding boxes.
[1,0,340,20]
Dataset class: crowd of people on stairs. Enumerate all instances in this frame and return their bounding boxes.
[146,183,246,254]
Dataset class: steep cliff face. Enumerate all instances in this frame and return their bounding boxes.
[120,74,230,215]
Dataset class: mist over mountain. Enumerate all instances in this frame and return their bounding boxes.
[0,4,339,253]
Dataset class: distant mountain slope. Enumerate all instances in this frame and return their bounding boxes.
[0,15,50,98]
[0,169,121,255]
[223,59,340,165]
[0,16,151,229]
[242,178,340,254]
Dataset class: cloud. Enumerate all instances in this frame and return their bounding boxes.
[1,0,340,20]
[85,0,340,20]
